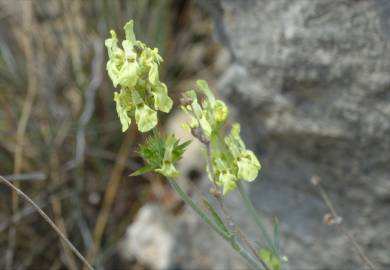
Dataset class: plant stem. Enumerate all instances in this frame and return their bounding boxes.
[167,178,229,240]
[0,175,94,270]
[167,177,264,270]
[216,198,271,270]
[237,181,278,256]
[196,134,268,269]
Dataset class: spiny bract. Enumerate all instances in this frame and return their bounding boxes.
[131,131,191,178]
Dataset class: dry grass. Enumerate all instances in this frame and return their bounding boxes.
[0,0,225,268]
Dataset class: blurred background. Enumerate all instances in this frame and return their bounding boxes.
[0,0,228,269]
[1,0,390,269]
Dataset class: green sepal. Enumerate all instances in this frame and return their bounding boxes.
[220,172,237,195]
[199,115,212,137]
[117,60,138,88]
[196,80,215,105]
[156,161,179,177]
[132,90,157,132]
[122,40,137,60]
[157,135,179,177]
[214,100,228,123]
[152,82,173,113]
[113,89,132,132]
[259,248,281,270]
[237,150,261,181]
[134,103,157,132]
[149,63,159,85]
[105,30,125,88]
[123,20,136,43]
[225,123,261,181]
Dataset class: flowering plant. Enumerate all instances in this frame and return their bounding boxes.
[106,20,285,270]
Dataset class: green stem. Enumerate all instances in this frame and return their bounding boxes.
[237,181,278,256]
[167,177,229,240]
[167,178,264,270]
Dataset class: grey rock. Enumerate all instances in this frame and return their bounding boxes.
[128,1,390,268]
[120,204,176,270]
[210,0,390,269]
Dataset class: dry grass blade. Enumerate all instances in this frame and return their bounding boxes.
[311,175,377,270]
[51,198,78,270]
[0,175,94,270]
[74,39,104,166]
[8,1,38,268]
[85,128,136,268]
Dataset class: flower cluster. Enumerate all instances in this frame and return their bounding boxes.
[182,80,261,194]
[181,80,228,139]
[212,123,261,194]
[105,20,172,132]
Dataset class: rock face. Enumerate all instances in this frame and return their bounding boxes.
[124,1,390,269]
[206,0,390,269]
[120,204,176,270]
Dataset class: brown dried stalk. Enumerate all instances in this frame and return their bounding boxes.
[0,175,94,270]
[311,175,377,270]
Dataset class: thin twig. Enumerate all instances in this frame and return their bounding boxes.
[74,39,104,166]
[51,198,78,270]
[49,125,79,270]
[3,172,46,182]
[0,189,72,233]
[0,175,94,270]
[311,175,377,270]
[216,197,271,270]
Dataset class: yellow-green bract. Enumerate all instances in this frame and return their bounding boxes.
[210,123,261,194]
[259,248,281,270]
[181,80,228,138]
[105,20,173,133]
[181,80,261,194]
[131,132,191,178]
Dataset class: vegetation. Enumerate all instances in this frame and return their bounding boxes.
[106,19,285,270]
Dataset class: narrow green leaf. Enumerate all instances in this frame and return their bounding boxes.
[130,165,157,176]
[273,217,280,254]
[172,140,192,162]
[202,199,231,237]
